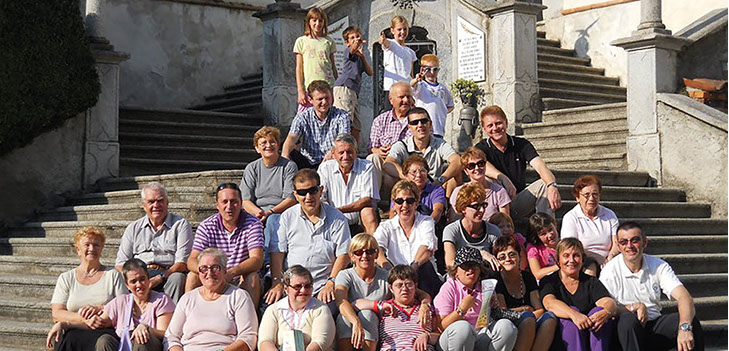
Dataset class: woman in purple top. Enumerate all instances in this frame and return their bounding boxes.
[389,155,447,223]
[449,147,511,222]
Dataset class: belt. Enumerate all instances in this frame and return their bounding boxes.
[147,264,169,271]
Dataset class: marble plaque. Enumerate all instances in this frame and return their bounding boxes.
[457,17,485,81]
[329,16,350,75]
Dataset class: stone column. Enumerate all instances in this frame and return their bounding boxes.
[484,0,545,134]
[612,0,690,183]
[254,1,306,127]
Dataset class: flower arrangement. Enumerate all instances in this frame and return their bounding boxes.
[450,78,485,106]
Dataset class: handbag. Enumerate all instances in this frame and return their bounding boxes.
[117,294,134,351]
[491,307,525,324]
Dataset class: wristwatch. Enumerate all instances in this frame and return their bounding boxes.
[679,322,693,332]
[547,182,558,188]
[437,176,446,184]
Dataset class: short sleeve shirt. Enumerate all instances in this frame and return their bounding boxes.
[290,106,351,165]
[335,267,390,303]
[106,291,176,338]
[240,157,297,211]
[395,184,446,216]
[450,182,512,221]
[382,39,417,90]
[389,136,457,181]
[293,36,337,88]
[442,220,502,254]
[379,302,435,351]
[474,136,540,193]
[526,243,557,269]
[560,205,619,259]
[368,110,411,149]
[334,47,366,93]
[539,271,611,315]
[433,277,483,327]
[319,158,380,225]
[495,271,539,309]
[51,268,127,312]
[600,254,683,321]
[412,81,455,136]
[116,213,193,267]
[373,213,437,266]
[192,212,264,269]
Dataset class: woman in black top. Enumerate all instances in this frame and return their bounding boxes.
[493,236,556,351]
[540,238,617,351]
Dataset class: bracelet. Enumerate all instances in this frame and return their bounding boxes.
[455,306,466,317]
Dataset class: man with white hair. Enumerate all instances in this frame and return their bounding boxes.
[116,182,192,302]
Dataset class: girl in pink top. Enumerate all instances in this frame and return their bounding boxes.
[525,213,559,281]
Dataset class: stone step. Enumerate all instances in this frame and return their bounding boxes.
[191,93,262,111]
[521,114,627,136]
[661,296,728,322]
[527,128,628,145]
[621,218,729,235]
[0,256,115,277]
[538,53,591,66]
[539,78,627,96]
[119,132,254,149]
[542,153,627,170]
[537,60,605,75]
[0,274,57,300]
[0,238,120,259]
[0,320,50,350]
[555,185,685,202]
[119,119,261,138]
[203,84,262,103]
[536,45,575,57]
[36,203,216,222]
[556,201,711,219]
[537,31,546,38]
[675,273,728,298]
[527,169,650,187]
[538,69,621,86]
[534,139,627,160]
[645,235,727,254]
[68,186,213,206]
[0,297,51,324]
[210,103,262,114]
[120,158,246,177]
[660,253,727,274]
[7,221,133,239]
[540,87,627,104]
[119,107,262,125]
[97,169,246,192]
[537,37,561,47]
[540,102,627,124]
[701,319,729,349]
[541,97,598,110]
[223,76,263,92]
[120,144,258,163]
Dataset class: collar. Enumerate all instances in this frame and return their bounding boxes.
[406,136,432,154]
[144,212,172,230]
[453,277,482,294]
[298,203,327,222]
[573,205,604,219]
[215,212,247,236]
[618,253,647,279]
[458,219,487,238]
[276,296,316,311]
[388,109,407,123]
[424,80,439,87]
[486,134,514,151]
[333,158,362,175]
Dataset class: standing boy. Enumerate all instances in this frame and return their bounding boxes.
[410,54,454,138]
[333,26,374,145]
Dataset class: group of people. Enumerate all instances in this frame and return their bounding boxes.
[45,6,704,351]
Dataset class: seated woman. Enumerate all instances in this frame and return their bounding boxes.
[240,126,298,264]
[166,248,258,351]
[492,236,556,351]
[540,238,617,351]
[375,180,441,297]
[353,265,441,351]
[46,226,127,351]
[433,246,518,351]
[95,258,175,351]
[488,213,528,270]
[389,155,446,223]
[442,182,502,271]
[560,176,619,276]
[259,265,335,351]
[525,213,560,281]
[449,147,511,221]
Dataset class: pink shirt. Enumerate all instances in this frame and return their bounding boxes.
[450,182,511,221]
[105,291,175,338]
[526,243,556,268]
[433,278,483,328]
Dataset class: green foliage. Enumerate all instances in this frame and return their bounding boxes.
[0,0,100,157]
[450,78,485,105]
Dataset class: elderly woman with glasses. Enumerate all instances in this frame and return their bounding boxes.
[259,265,335,351]
[375,180,441,297]
[443,182,503,272]
[560,176,619,276]
[166,248,258,351]
[449,147,511,221]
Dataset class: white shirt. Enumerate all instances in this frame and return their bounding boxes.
[560,204,618,259]
[318,158,380,225]
[412,80,454,136]
[383,39,417,90]
[600,254,684,321]
[373,212,437,266]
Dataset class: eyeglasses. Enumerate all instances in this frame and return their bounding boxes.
[408,118,429,126]
[580,192,600,199]
[421,67,440,73]
[496,251,519,261]
[294,186,320,196]
[618,237,642,246]
[466,202,488,211]
[465,160,487,170]
[199,264,223,274]
[288,283,313,291]
[408,168,428,176]
[393,197,417,205]
[353,248,378,256]
[392,281,415,290]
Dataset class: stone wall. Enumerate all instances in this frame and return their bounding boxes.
[0,113,86,227]
[656,93,727,217]
[678,22,728,81]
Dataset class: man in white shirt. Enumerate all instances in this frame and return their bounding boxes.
[318,133,380,234]
[599,221,704,351]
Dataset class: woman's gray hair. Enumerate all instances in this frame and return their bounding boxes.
[198,247,227,268]
[140,182,168,201]
[282,265,313,287]
[333,133,358,151]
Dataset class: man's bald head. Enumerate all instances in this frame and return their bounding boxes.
[389,82,413,117]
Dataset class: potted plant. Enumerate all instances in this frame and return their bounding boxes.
[450,78,485,108]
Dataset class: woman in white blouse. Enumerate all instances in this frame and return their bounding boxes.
[560,175,619,276]
[374,180,442,296]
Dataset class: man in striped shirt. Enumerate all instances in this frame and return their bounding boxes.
[185,183,265,306]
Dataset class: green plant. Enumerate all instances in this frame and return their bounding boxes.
[450,78,485,105]
[0,0,100,157]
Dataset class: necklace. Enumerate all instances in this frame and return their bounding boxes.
[78,266,100,278]
[502,271,525,299]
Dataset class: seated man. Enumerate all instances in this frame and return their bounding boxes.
[282,80,351,170]
[265,169,351,307]
[116,182,192,303]
[186,183,264,307]
[318,133,380,234]
[600,221,704,351]
[384,107,462,196]
[366,82,414,201]
[474,105,561,219]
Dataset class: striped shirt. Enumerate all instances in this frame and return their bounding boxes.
[192,212,264,269]
[379,301,435,351]
[290,106,350,165]
[368,109,412,149]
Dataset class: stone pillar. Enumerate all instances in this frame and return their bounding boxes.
[612,0,690,183]
[484,0,545,134]
[254,1,306,127]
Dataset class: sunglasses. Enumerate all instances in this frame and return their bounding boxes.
[618,237,642,246]
[466,202,488,210]
[199,264,223,274]
[393,197,417,205]
[353,248,378,256]
[288,283,313,291]
[408,118,429,126]
[496,251,519,261]
[421,67,440,73]
[294,186,320,196]
[465,160,487,170]
[217,183,240,191]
